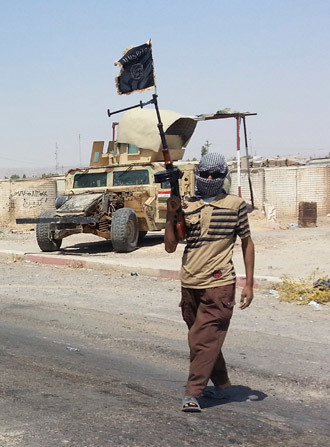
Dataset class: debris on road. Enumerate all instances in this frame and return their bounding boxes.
[66,346,80,352]
[313,278,330,290]
[268,289,279,296]
[308,300,322,310]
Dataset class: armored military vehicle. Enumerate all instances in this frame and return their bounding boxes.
[36,108,198,253]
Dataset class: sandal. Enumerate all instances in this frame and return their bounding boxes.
[182,396,201,412]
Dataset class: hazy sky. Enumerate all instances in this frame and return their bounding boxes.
[1,0,330,171]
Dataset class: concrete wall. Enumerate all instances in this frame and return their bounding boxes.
[0,177,65,228]
[0,166,329,227]
[230,169,265,210]
[230,165,330,218]
[297,166,330,216]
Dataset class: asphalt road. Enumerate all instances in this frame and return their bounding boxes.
[0,260,329,447]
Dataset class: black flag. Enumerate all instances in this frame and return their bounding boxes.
[115,40,155,95]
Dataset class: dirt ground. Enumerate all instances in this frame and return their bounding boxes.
[0,259,329,446]
[241,212,330,279]
[1,212,330,446]
[1,213,330,281]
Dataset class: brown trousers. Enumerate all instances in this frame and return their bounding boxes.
[180,284,236,398]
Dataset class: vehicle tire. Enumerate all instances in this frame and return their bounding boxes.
[138,231,147,243]
[36,210,62,252]
[111,208,139,253]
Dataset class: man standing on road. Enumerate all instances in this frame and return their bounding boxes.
[164,153,255,412]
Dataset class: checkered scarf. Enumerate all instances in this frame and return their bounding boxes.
[195,153,228,198]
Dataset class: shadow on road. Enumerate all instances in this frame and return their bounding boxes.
[199,385,268,409]
[139,234,165,247]
[60,240,113,254]
[59,233,166,255]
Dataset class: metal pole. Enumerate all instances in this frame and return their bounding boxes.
[151,94,172,167]
[151,94,181,198]
[107,98,154,117]
[78,134,82,167]
[112,122,119,141]
[243,117,255,208]
[151,94,185,238]
[236,117,241,197]
[55,142,59,173]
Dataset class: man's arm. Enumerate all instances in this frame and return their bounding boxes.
[164,196,181,253]
[240,236,255,309]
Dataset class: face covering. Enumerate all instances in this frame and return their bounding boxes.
[195,153,228,199]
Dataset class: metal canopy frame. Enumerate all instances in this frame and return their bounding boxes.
[195,112,257,208]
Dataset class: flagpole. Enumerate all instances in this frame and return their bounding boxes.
[151,94,185,238]
[151,95,172,165]
[112,41,185,238]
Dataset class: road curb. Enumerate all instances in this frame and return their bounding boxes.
[0,249,280,289]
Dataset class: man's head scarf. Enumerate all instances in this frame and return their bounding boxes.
[195,153,228,198]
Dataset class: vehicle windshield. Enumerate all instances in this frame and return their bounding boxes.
[113,169,149,186]
[73,172,107,188]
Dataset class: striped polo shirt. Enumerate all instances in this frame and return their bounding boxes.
[181,193,251,288]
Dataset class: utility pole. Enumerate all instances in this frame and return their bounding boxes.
[79,134,82,166]
[55,142,59,174]
[249,132,256,157]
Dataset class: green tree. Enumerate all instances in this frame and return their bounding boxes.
[201,140,211,157]
[10,174,20,180]
[42,173,57,178]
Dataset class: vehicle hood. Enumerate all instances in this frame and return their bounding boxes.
[58,193,103,213]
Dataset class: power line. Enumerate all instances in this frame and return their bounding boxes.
[0,154,54,166]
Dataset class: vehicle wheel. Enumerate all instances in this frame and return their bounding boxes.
[111,208,138,253]
[36,210,62,252]
[138,231,147,243]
